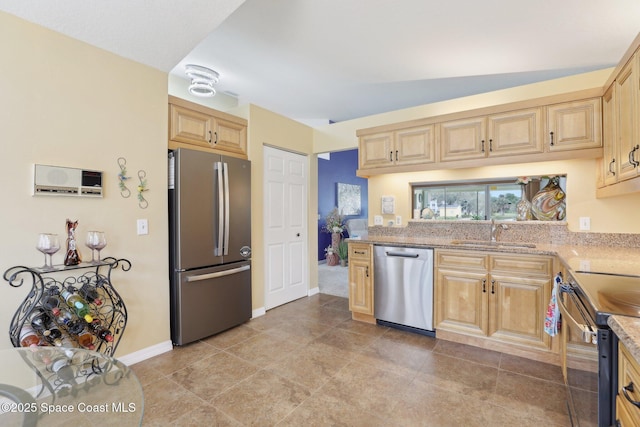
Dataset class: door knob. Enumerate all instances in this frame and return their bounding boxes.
[296,233,301,237]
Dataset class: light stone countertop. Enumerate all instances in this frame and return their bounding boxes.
[352,223,640,363]
[352,235,640,277]
[608,316,640,362]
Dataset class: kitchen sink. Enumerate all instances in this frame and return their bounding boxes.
[450,240,536,249]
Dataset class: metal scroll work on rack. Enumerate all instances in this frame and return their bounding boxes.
[2,258,136,422]
[4,257,131,357]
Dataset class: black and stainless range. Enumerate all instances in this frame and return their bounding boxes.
[558,270,640,427]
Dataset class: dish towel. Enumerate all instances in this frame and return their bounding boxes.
[544,274,563,336]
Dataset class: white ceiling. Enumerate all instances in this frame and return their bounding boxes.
[2,0,640,123]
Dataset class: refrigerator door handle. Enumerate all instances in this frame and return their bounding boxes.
[223,162,230,256]
[215,162,224,256]
[186,265,251,282]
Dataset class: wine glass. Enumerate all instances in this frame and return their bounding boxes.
[45,234,60,268]
[36,233,59,270]
[93,231,107,263]
[85,231,98,263]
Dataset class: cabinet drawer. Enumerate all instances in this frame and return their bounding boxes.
[349,243,371,260]
[490,255,552,276]
[618,343,640,425]
[435,250,488,270]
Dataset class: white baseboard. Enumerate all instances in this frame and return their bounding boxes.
[308,286,319,296]
[252,307,266,318]
[117,340,173,366]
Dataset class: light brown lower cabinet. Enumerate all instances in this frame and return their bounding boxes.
[435,249,553,351]
[617,342,640,426]
[347,243,375,323]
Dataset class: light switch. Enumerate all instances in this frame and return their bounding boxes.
[374,215,383,225]
[395,215,402,225]
[137,219,149,235]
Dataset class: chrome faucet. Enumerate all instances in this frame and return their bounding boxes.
[490,219,508,242]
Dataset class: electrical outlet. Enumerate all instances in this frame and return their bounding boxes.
[579,217,591,231]
[580,259,591,272]
[137,219,149,235]
[374,215,383,225]
[395,215,402,225]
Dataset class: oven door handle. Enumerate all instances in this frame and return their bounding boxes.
[558,288,597,345]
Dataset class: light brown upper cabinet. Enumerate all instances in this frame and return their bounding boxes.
[168,96,248,158]
[546,98,602,152]
[359,125,435,170]
[356,89,603,176]
[597,35,640,198]
[439,108,543,162]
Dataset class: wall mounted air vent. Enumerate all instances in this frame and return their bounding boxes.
[33,164,103,198]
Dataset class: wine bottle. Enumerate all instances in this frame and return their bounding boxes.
[40,289,62,316]
[29,307,51,332]
[76,331,95,350]
[42,327,63,347]
[63,219,81,266]
[19,324,42,347]
[54,306,76,326]
[61,288,94,323]
[63,316,95,350]
[88,319,114,342]
[79,282,103,306]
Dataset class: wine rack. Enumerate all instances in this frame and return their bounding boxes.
[4,257,131,357]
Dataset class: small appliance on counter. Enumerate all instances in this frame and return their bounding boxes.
[168,148,252,346]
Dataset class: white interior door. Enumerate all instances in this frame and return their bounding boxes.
[264,146,308,310]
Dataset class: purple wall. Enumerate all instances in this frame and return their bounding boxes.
[317,149,368,261]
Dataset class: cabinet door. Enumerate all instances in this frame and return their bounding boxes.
[546,98,602,152]
[439,117,486,162]
[359,132,394,169]
[601,85,618,187]
[169,104,214,148]
[616,56,639,182]
[488,274,551,350]
[395,125,436,165]
[487,108,543,157]
[435,268,488,337]
[213,117,247,156]
[348,257,373,315]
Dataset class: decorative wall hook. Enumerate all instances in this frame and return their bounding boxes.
[117,157,131,198]
[137,170,148,209]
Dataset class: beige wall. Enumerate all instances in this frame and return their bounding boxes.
[312,68,640,234]
[243,105,317,311]
[0,12,170,354]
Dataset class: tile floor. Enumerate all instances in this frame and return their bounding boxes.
[132,294,571,426]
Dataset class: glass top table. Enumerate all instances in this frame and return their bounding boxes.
[0,347,143,426]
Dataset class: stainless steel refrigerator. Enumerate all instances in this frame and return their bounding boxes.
[168,148,252,345]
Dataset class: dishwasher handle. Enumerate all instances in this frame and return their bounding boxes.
[385,251,420,258]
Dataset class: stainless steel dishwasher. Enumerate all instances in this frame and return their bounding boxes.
[374,245,434,335]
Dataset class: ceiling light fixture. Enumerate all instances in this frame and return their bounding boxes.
[185,64,220,97]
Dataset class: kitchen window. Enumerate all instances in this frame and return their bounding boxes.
[411,176,566,221]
